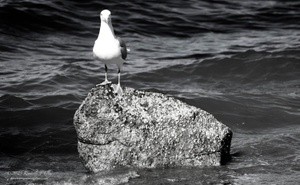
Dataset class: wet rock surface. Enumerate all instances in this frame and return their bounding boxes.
[74,84,232,172]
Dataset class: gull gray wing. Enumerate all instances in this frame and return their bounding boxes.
[117,37,127,60]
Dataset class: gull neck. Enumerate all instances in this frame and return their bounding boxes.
[98,20,115,40]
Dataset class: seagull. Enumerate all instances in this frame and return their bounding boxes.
[93,9,127,95]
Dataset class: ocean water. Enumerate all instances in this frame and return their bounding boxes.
[0,0,299,184]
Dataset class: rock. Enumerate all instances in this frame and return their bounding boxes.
[73,84,232,173]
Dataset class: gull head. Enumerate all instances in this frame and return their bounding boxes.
[100,9,111,23]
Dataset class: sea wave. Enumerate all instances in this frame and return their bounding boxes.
[0,0,299,37]
[130,49,300,88]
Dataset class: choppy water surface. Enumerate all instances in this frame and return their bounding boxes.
[0,0,299,184]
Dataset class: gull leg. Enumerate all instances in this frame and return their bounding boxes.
[113,68,123,95]
[100,65,111,85]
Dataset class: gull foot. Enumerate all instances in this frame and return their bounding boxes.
[98,80,112,86]
[112,84,123,96]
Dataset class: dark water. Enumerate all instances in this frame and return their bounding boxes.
[0,0,299,184]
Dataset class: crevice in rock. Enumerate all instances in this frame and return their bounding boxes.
[78,136,131,147]
[77,137,113,146]
[220,130,233,165]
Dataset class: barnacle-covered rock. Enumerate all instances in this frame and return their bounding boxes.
[74,84,232,172]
